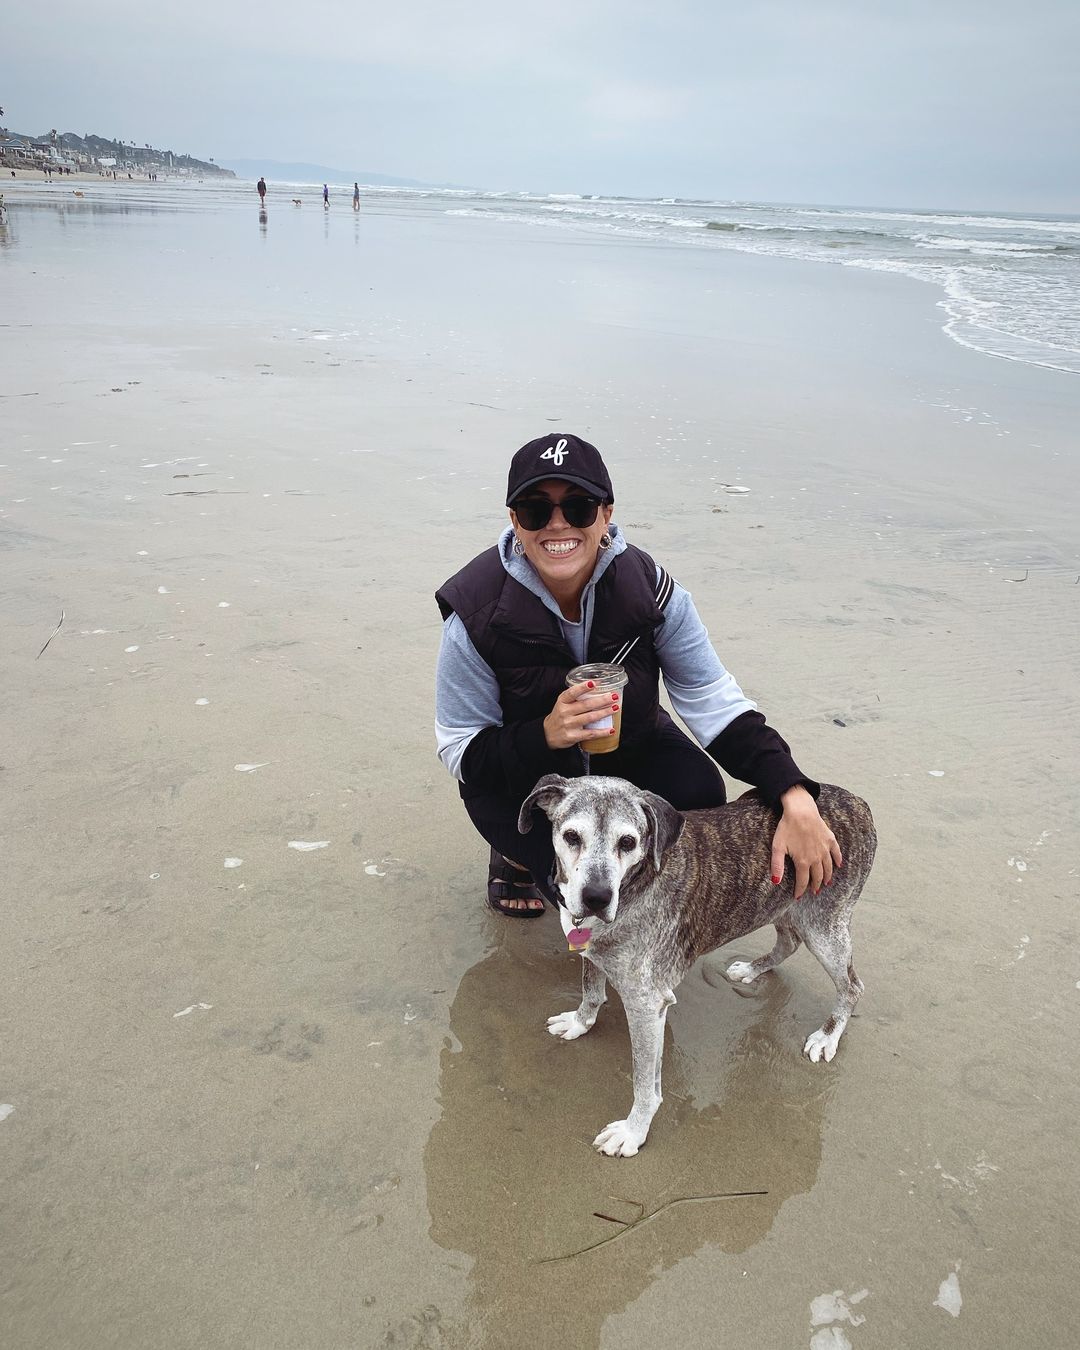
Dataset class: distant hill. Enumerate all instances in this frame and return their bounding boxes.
[220,158,460,189]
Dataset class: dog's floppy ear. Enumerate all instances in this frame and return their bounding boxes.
[517,774,571,834]
[638,789,686,870]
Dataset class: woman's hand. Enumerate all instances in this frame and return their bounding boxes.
[543,681,621,750]
[771,785,843,900]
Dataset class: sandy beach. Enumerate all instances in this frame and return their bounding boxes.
[2,179,1079,1349]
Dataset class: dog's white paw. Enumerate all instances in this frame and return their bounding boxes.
[593,1119,647,1158]
[804,1026,842,1063]
[724,959,759,985]
[546,1010,592,1041]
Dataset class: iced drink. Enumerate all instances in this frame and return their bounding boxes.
[566,663,628,754]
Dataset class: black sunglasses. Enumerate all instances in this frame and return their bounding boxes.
[512,495,603,531]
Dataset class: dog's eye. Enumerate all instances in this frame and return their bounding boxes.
[617,835,637,854]
[563,829,581,848]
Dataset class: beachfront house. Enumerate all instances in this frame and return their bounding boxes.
[0,136,35,166]
[31,143,77,172]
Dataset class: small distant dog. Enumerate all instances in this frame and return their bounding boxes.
[292,198,302,206]
[519,774,876,1157]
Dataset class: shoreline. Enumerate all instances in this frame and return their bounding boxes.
[5,173,1076,381]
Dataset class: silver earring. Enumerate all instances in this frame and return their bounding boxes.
[598,531,612,550]
[512,536,525,556]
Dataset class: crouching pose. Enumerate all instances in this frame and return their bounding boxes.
[435,433,841,916]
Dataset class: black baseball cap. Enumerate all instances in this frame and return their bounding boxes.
[506,434,614,506]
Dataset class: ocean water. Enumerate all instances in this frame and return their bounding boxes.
[4,175,1077,376]
[440,192,1080,377]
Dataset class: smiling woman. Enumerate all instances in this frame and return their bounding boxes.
[435,433,842,918]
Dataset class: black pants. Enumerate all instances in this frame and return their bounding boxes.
[463,715,727,903]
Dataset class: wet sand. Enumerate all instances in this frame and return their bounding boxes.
[2,183,1079,1349]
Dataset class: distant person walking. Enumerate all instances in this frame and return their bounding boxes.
[323,183,330,209]
[353,182,360,211]
[257,176,267,205]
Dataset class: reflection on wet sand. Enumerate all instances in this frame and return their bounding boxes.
[426,937,835,1347]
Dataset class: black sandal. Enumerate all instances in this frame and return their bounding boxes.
[486,848,546,918]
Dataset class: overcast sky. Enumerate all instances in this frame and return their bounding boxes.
[4,0,1079,210]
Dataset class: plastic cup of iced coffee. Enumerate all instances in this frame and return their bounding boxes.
[566,663,628,754]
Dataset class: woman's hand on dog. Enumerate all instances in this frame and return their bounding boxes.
[772,786,843,899]
[544,681,620,750]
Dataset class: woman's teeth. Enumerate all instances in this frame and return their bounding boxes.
[543,540,579,555]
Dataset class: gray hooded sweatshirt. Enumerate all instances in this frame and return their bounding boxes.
[435,524,756,782]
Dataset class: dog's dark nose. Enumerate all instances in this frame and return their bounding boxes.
[581,884,612,914]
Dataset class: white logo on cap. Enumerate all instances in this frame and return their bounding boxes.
[540,438,569,466]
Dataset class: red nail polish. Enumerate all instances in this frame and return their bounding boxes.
[771,875,781,884]
[587,681,595,689]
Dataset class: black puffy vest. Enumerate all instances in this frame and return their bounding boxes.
[436,543,666,750]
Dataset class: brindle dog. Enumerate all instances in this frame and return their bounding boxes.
[518,774,877,1157]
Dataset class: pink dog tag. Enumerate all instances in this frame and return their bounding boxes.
[567,926,592,952]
